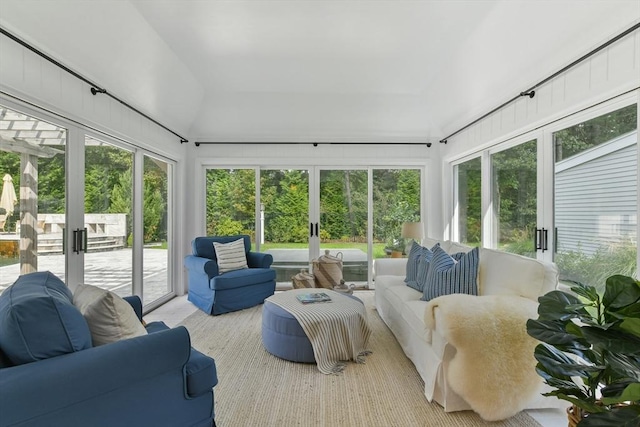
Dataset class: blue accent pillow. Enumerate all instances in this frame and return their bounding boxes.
[421,246,479,301]
[0,271,92,365]
[404,241,427,289]
[414,249,435,292]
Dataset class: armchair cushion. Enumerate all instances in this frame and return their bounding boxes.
[212,268,276,290]
[73,284,147,346]
[213,238,249,273]
[0,271,92,365]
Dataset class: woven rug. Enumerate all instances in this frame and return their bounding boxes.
[180,291,543,427]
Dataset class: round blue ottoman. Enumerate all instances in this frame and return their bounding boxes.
[261,292,361,363]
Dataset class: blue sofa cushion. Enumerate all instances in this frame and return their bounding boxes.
[211,268,276,290]
[145,320,218,396]
[0,271,92,365]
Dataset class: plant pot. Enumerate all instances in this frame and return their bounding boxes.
[567,405,585,427]
[390,251,403,258]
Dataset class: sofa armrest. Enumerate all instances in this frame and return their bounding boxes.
[373,258,407,278]
[0,327,192,426]
[247,251,273,268]
[123,295,143,321]
[184,255,219,278]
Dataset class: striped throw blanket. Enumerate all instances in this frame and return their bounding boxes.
[266,289,372,374]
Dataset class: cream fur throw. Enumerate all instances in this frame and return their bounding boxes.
[424,294,542,421]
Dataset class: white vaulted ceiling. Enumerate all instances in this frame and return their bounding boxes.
[0,0,639,143]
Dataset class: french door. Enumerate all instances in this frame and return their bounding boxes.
[0,100,175,308]
[205,166,424,288]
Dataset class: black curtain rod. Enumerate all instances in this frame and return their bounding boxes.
[194,141,432,147]
[440,21,640,144]
[0,26,188,144]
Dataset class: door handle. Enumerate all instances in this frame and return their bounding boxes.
[535,229,542,251]
[315,223,318,238]
[310,222,313,237]
[72,228,88,254]
[542,228,548,252]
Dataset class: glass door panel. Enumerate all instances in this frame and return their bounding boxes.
[0,105,67,292]
[206,168,256,238]
[491,140,537,257]
[260,169,309,286]
[372,169,421,259]
[319,169,368,287]
[553,104,637,290]
[84,136,133,298]
[143,155,171,305]
[455,158,481,246]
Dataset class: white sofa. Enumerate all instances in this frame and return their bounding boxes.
[373,237,564,420]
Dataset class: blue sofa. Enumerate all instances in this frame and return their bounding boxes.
[184,235,276,315]
[0,271,218,427]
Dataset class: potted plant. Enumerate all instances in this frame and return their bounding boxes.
[526,275,640,426]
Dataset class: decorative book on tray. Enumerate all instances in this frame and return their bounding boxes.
[296,292,332,304]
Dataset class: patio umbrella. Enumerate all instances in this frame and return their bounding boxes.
[0,174,17,215]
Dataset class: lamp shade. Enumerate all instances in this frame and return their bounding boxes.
[401,222,423,240]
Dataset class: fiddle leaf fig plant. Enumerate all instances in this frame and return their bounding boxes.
[526,274,640,427]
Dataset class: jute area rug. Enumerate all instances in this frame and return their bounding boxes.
[180,291,543,427]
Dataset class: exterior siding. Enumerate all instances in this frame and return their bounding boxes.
[555,134,637,255]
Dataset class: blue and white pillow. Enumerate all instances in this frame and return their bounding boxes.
[414,249,435,292]
[404,241,427,289]
[421,246,479,301]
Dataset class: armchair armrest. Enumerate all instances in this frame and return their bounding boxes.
[123,295,143,321]
[0,327,192,426]
[373,258,407,278]
[247,251,273,268]
[184,255,219,278]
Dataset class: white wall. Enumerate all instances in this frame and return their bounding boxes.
[0,31,191,296]
[440,26,640,239]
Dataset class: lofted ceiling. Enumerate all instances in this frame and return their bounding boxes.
[0,0,639,144]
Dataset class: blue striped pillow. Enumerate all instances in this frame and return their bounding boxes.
[421,246,479,301]
[415,249,435,292]
[404,241,426,289]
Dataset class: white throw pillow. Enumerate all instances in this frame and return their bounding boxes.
[73,284,147,346]
[213,238,248,274]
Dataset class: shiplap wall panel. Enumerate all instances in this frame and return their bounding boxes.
[443,28,639,159]
[555,142,637,255]
[0,37,185,159]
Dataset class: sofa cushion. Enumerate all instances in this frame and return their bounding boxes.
[414,244,439,292]
[213,238,249,274]
[192,235,250,260]
[73,284,147,346]
[211,267,275,290]
[405,242,428,289]
[0,271,92,365]
[422,246,479,301]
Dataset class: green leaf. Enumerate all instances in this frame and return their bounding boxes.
[572,283,600,302]
[578,405,640,427]
[538,290,588,321]
[526,319,589,349]
[534,344,599,378]
[601,383,640,405]
[603,275,640,310]
[581,326,640,354]
[604,354,640,381]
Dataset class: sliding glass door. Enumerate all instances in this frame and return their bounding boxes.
[204,166,424,289]
[1,101,176,308]
[319,169,368,285]
[553,104,637,290]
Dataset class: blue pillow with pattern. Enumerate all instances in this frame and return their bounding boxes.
[421,246,479,301]
[404,241,427,289]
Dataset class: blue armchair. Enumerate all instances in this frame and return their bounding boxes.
[184,235,276,315]
[0,271,217,427]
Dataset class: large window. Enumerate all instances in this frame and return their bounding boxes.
[204,166,423,288]
[553,104,637,290]
[491,140,537,258]
[455,158,481,246]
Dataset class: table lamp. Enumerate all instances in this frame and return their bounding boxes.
[401,221,424,254]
